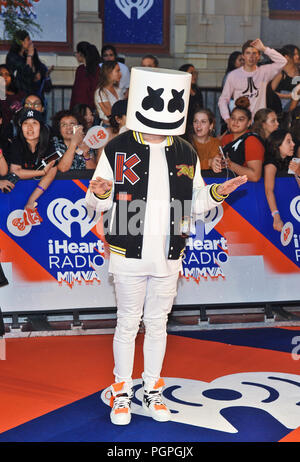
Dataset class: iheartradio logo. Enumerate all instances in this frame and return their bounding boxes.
[101,372,300,432]
[204,205,224,235]
[290,195,300,223]
[47,198,101,238]
[115,0,154,19]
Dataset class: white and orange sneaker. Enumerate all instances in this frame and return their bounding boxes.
[109,381,133,425]
[142,378,171,422]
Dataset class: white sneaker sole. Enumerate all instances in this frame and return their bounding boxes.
[110,409,131,425]
[142,401,171,422]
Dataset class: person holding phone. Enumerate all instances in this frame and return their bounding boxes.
[9,108,57,209]
[52,110,97,172]
[211,98,265,181]
[6,29,53,98]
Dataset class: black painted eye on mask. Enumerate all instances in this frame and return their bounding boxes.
[142,87,164,112]
[168,89,185,113]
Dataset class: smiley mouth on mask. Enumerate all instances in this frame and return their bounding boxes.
[135,111,184,130]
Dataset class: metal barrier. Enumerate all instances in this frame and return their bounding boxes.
[45,85,223,132]
[45,85,73,123]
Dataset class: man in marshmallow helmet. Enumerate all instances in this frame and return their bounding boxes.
[85,67,247,425]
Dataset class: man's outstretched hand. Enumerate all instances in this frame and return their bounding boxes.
[89,177,113,196]
[216,175,248,196]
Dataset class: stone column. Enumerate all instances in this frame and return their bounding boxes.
[73,0,102,51]
[54,0,102,85]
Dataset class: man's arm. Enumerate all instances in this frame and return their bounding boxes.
[252,39,287,79]
[85,150,114,212]
[192,158,247,215]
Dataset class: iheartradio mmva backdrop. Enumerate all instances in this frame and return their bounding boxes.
[0,175,299,313]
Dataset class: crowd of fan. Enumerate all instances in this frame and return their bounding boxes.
[0,30,300,233]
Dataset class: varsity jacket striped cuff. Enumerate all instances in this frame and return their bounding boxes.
[93,188,112,200]
[209,183,229,203]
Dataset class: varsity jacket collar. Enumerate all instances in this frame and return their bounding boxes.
[132,131,174,146]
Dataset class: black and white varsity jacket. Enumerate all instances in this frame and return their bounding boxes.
[85,130,225,260]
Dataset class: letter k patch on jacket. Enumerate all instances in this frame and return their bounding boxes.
[115,153,141,185]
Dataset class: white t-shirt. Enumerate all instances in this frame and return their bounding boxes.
[107,138,181,276]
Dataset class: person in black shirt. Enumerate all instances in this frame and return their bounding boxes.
[9,108,57,209]
[290,107,300,157]
[264,128,299,232]
[6,29,53,97]
[271,45,300,112]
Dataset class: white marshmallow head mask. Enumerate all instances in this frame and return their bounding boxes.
[126,67,192,136]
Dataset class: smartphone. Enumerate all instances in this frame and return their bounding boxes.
[4,172,19,184]
[288,157,300,175]
[2,172,19,193]
[218,146,226,162]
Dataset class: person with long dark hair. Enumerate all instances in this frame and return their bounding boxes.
[109,99,128,136]
[70,42,101,111]
[271,44,300,111]
[9,108,57,209]
[222,51,244,87]
[290,107,300,157]
[101,44,130,98]
[6,29,53,97]
[252,108,279,141]
[264,128,299,231]
[94,61,123,130]
[72,103,96,130]
[213,97,265,182]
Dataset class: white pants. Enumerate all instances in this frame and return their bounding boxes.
[112,272,179,390]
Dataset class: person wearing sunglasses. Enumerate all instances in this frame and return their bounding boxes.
[23,94,44,112]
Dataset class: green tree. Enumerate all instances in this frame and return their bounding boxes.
[0,0,42,41]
